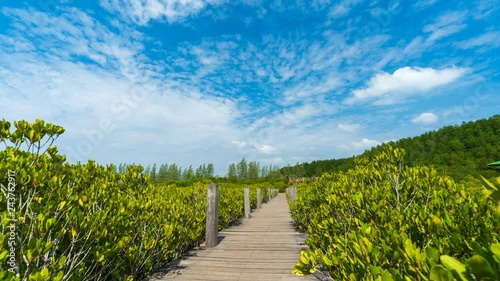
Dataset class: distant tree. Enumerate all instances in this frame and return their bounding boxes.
[158,163,168,181]
[167,164,180,180]
[248,161,260,180]
[237,158,248,179]
[260,165,269,177]
[150,163,157,181]
[109,163,117,173]
[206,163,214,178]
[268,165,282,178]
[227,163,237,179]
[183,165,194,180]
[201,164,207,178]
[195,165,203,179]
[278,115,500,181]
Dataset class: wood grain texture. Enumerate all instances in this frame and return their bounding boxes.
[154,193,328,281]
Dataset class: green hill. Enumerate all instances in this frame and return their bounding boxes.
[281,114,500,181]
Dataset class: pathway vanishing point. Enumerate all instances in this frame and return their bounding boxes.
[153,193,327,281]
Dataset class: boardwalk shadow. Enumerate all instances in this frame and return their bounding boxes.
[217,235,226,244]
[140,259,188,280]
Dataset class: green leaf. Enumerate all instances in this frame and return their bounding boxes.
[57,255,67,268]
[40,268,49,278]
[481,176,498,191]
[381,270,395,281]
[322,255,333,266]
[440,255,468,280]
[490,243,500,263]
[430,265,452,281]
[0,250,8,260]
[54,271,64,281]
[466,255,495,280]
[300,251,310,264]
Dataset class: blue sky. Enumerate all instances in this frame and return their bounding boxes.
[1,0,499,175]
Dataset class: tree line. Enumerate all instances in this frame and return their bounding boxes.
[115,163,215,181]
[115,158,283,182]
[226,158,282,180]
[281,114,500,182]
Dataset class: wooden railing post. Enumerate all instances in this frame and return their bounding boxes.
[257,188,262,209]
[244,187,251,218]
[206,184,219,248]
[290,186,297,202]
[263,188,268,203]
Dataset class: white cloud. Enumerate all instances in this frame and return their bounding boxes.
[473,0,500,19]
[2,0,496,175]
[329,5,350,18]
[413,0,439,10]
[423,11,468,34]
[231,141,277,154]
[352,138,381,149]
[0,7,243,169]
[455,31,500,49]
[345,66,467,105]
[231,140,252,148]
[337,123,361,132]
[404,11,468,56]
[99,0,226,25]
[411,112,439,124]
[256,144,277,154]
[282,75,341,105]
[328,0,363,18]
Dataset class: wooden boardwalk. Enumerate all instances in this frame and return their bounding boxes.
[153,193,326,281]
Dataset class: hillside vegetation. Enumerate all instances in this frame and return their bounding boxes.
[289,146,500,280]
[282,115,500,181]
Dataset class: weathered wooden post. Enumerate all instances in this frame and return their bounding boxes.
[263,188,268,203]
[244,187,251,218]
[206,184,219,248]
[257,188,262,209]
[290,186,297,202]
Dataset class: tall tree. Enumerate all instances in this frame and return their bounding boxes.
[227,163,237,179]
[183,165,194,180]
[158,163,168,180]
[150,163,157,181]
[167,163,180,180]
[237,158,248,179]
[260,165,269,177]
[201,164,207,178]
[206,163,214,178]
[248,161,260,180]
[195,165,203,179]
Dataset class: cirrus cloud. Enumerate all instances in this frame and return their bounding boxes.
[99,0,226,25]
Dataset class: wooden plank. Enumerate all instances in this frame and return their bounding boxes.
[151,193,328,281]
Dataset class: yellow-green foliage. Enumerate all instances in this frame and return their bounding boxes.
[0,120,266,280]
[290,146,500,280]
[429,176,500,281]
